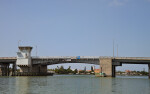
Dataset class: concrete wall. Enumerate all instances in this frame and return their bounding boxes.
[20,66,29,72]
[16,47,32,67]
[100,58,112,77]
[19,64,47,73]
[31,65,47,73]
[40,65,47,72]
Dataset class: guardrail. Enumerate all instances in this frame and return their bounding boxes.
[32,56,150,60]
[0,57,16,59]
[32,56,100,59]
[1,56,150,60]
[114,57,150,60]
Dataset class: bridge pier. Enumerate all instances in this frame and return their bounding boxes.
[16,46,49,76]
[12,63,16,76]
[148,64,150,78]
[100,58,115,77]
[15,65,48,76]
[112,65,116,77]
[32,65,47,73]
[19,65,30,72]
[0,64,10,76]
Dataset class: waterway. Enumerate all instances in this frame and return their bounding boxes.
[0,75,150,94]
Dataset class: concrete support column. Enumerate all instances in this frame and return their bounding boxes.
[100,58,113,77]
[1,65,4,76]
[1,64,10,76]
[2,64,6,76]
[32,65,47,73]
[12,63,16,76]
[112,65,116,77]
[7,64,9,76]
[148,64,150,78]
[0,65,2,76]
[40,65,47,73]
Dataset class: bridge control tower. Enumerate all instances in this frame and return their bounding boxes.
[16,46,32,72]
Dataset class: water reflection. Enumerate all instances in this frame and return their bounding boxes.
[0,75,150,94]
[15,76,48,94]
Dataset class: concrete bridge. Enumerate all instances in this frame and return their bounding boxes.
[0,46,150,77]
[0,57,16,76]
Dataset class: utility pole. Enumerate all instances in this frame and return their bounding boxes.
[117,44,118,57]
[113,40,114,57]
[36,45,37,57]
[18,40,21,51]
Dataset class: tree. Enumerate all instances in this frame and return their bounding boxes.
[59,66,65,74]
[91,66,94,72]
[84,66,86,73]
[73,69,78,74]
[55,68,58,73]
[67,66,72,73]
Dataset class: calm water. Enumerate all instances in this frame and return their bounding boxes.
[0,75,150,94]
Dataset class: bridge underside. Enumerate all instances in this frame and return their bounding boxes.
[32,59,100,65]
[0,63,16,76]
[113,59,150,64]
[100,58,150,78]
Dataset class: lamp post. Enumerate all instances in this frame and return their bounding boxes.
[117,44,118,57]
[36,45,37,57]
[18,40,21,51]
[113,40,114,57]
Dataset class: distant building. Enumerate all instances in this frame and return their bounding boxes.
[86,70,91,72]
[78,70,83,73]
[94,69,100,73]
[125,70,131,75]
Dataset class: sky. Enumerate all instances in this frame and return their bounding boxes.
[0,0,150,71]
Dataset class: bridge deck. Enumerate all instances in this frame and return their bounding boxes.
[0,57,16,63]
[0,57,16,59]
[0,56,150,64]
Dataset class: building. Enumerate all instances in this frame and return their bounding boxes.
[94,69,100,73]
[125,70,131,75]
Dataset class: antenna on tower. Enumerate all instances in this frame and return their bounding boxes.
[18,40,21,51]
[113,39,114,57]
[117,44,118,57]
[36,45,37,57]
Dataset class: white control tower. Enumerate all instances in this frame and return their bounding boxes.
[16,46,32,67]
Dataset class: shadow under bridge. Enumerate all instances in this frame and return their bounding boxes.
[32,56,100,65]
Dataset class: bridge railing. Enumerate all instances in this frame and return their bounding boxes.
[32,56,100,59]
[31,56,150,60]
[0,57,16,59]
[114,57,150,60]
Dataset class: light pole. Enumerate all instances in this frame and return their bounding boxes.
[18,40,21,51]
[117,44,118,57]
[113,40,114,57]
[36,45,37,57]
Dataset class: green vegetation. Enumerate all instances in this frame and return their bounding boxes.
[116,70,149,76]
[53,66,78,74]
[48,66,95,75]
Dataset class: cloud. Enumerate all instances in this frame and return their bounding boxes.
[109,0,128,6]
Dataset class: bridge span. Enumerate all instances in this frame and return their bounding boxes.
[0,46,150,77]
